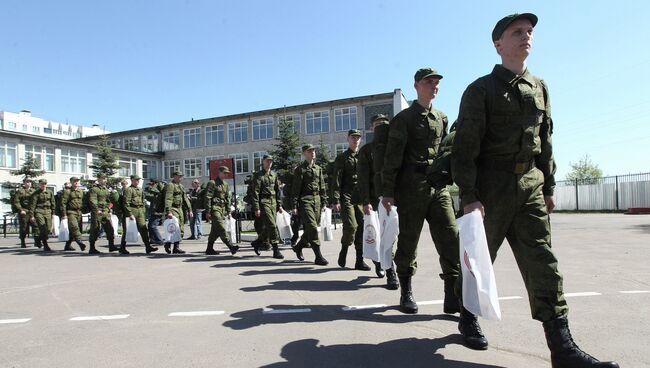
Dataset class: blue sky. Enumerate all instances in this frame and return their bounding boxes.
[1,0,649,180]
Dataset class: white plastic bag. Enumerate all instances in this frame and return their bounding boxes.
[457,210,501,320]
[163,216,182,243]
[362,210,381,262]
[111,214,119,238]
[58,218,69,241]
[378,199,399,270]
[276,210,293,240]
[52,215,60,237]
[125,218,140,243]
[320,207,333,241]
[226,215,237,241]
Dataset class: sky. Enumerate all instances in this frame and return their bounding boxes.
[1,0,649,180]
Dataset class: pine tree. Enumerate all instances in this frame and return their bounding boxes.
[316,135,334,204]
[1,154,45,212]
[88,136,122,188]
[268,114,302,184]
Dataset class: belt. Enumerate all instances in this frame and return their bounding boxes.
[482,159,535,175]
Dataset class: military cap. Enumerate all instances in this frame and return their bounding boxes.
[172,170,184,177]
[130,174,141,180]
[492,13,538,41]
[218,166,230,173]
[97,173,107,179]
[70,176,80,182]
[302,144,315,152]
[348,129,362,137]
[23,178,32,183]
[38,178,48,184]
[414,68,443,81]
[371,114,389,123]
[262,154,274,161]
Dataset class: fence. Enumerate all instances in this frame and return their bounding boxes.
[554,172,650,211]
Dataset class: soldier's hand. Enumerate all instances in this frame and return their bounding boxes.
[255,210,261,218]
[363,204,373,215]
[20,210,26,215]
[463,201,485,217]
[277,206,283,214]
[382,197,395,213]
[97,210,103,215]
[292,209,298,216]
[166,213,173,219]
[30,217,36,224]
[334,203,341,213]
[130,215,135,220]
[189,212,194,219]
[544,195,555,214]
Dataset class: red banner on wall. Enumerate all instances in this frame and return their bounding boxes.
[209,158,234,180]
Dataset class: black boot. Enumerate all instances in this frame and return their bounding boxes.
[42,240,52,252]
[251,239,261,256]
[164,242,172,254]
[354,249,371,271]
[459,307,488,350]
[337,245,348,268]
[386,268,399,290]
[119,243,130,254]
[20,238,27,248]
[108,239,118,252]
[34,237,42,248]
[172,242,185,254]
[292,243,304,261]
[145,243,158,254]
[226,241,239,255]
[398,275,418,314]
[272,244,284,259]
[543,317,619,368]
[374,261,385,278]
[63,240,75,251]
[76,240,86,252]
[443,278,460,314]
[205,242,219,255]
[260,242,271,251]
[88,242,101,255]
[313,246,328,266]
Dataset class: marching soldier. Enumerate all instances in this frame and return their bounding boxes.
[251,155,284,259]
[13,179,37,248]
[144,179,164,245]
[60,177,87,252]
[121,174,158,254]
[87,174,114,254]
[203,166,239,255]
[30,179,55,252]
[163,171,192,254]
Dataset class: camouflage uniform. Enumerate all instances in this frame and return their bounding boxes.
[30,182,55,251]
[251,165,283,258]
[13,184,36,248]
[203,168,239,255]
[61,179,87,251]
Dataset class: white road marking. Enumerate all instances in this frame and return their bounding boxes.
[168,311,225,317]
[69,314,130,321]
[619,290,650,294]
[417,300,444,306]
[262,308,311,314]
[342,304,387,311]
[498,296,524,301]
[564,292,601,297]
[0,318,31,324]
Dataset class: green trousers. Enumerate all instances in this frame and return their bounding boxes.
[89,209,114,243]
[66,210,83,241]
[121,207,149,245]
[34,211,52,242]
[18,213,35,242]
[297,196,321,249]
[340,199,364,251]
[208,208,231,246]
[258,199,280,245]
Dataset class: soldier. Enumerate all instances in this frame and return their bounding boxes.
[357,114,399,289]
[332,129,370,271]
[60,177,87,251]
[121,174,158,254]
[163,171,192,254]
[203,166,239,255]
[290,144,328,266]
[451,13,619,367]
[144,179,164,245]
[381,68,461,315]
[30,179,55,252]
[187,179,204,240]
[13,179,37,248]
[88,174,114,254]
[251,155,284,259]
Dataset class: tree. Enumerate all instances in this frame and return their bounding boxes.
[1,155,45,213]
[87,136,122,188]
[316,135,334,204]
[565,155,603,184]
[268,114,302,184]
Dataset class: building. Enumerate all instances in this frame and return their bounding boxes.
[0,110,109,140]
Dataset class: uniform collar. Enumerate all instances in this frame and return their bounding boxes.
[492,64,536,86]
[411,100,436,118]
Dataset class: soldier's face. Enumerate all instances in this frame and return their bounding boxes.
[72,181,79,189]
[495,18,533,59]
[415,77,440,101]
[24,181,32,189]
[263,159,273,171]
[132,179,140,187]
[40,183,46,190]
[98,177,107,186]
[218,172,227,180]
[173,175,183,183]
[347,135,361,150]
[304,149,316,161]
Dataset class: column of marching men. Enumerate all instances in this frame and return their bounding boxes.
[10,13,620,368]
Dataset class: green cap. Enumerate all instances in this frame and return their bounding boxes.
[38,178,48,184]
[172,170,184,177]
[347,129,362,137]
[302,144,315,152]
[70,177,80,182]
[130,174,141,180]
[219,166,230,173]
[492,13,538,41]
[414,68,443,81]
[262,154,274,161]
[371,114,389,124]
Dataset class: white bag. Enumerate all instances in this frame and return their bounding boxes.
[320,207,333,241]
[163,217,182,243]
[457,211,501,320]
[111,214,119,238]
[58,218,69,241]
[276,210,293,240]
[362,211,380,262]
[378,199,399,270]
[52,215,60,236]
[125,218,140,243]
[226,215,237,240]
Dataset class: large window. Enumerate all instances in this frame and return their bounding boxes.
[228,153,249,174]
[184,158,202,178]
[252,118,273,141]
[123,137,140,151]
[24,145,55,171]
[335,143,348,156]
[7,121,16,129]
[142,134,159,153]
[162,130,180,151]
[163,160,181,179]
[22,124,28,132]
[119,158,137,177]
[184,128,201,149]
[32,126,41,134]
[106,138,121,149]
[0,140,17,168]
[143,160,159,180]
[282,114,301,134]
[305,111,329,135]
[335,106,357,131]
[228,122,248,144]
[61,149,87,174]
[205,125,225,146]
[205,155,225,174]
[252,151,268,172]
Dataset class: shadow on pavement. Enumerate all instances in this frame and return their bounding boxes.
[241,276,374,292]
[240,266,350,276]
[628,223,650,234]
[260,336,505,368]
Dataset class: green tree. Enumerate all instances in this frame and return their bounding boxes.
[268,114,302,184]
[1,154,45,213]
[88,136,122,188]
[565,155,603,184]
[316,135,334,205]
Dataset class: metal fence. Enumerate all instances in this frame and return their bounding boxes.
[554,172,650,211]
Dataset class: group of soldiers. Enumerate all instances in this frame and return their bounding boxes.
[10,13,617,368]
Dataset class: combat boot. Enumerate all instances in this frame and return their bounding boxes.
[443,278,460,314]
[20,238,27,248]
[354,249,371,271]
[34,237,42,248]
[385,268,399,290]
[88,241,101,255]
[292,243,304,261]
[145,243,158,254]
[226,241,239,255]
[63,241,75,251]
[75,240,87,252]
[337,245,348,268]
[119,243,130,255]
[543,316,619,368]
[459,307,488,350]
[374,261,385,278]
[205,242,219,255]
[164,242,172,254]
[398,275,418,314]
[272,244,284,259]
[108,239,118,252]
[313,246,329,266]
[260,242,271,251]
[42,240,52,252]
[251,239,261,256]
[172,242,185,254]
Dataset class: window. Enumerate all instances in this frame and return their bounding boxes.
[252,151,268,172]
[162,130,180,151]
[228,122,248,144]
[123,137,140,151]
[24,145,54,171]
[106,139,121,149]
[335,143,348,156]
[61,149,87,174]
[44,147,54,171]
[163,160,181,179]
[184,128,201,149]
[0,140,17,168]
[228,153,249,174]
[32,126,41,134]
[205,155,225,174]
[205,125,225,146]
[184,158,202,178]
[119,158,137,177]
[335,106,357,131]
[305,111,329,135]
[7,121,16,129]
[252,118,273,141]
[142,134,159,153]
[143,160,159,180]
[22,124,28,132]
[43,127,52,134]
